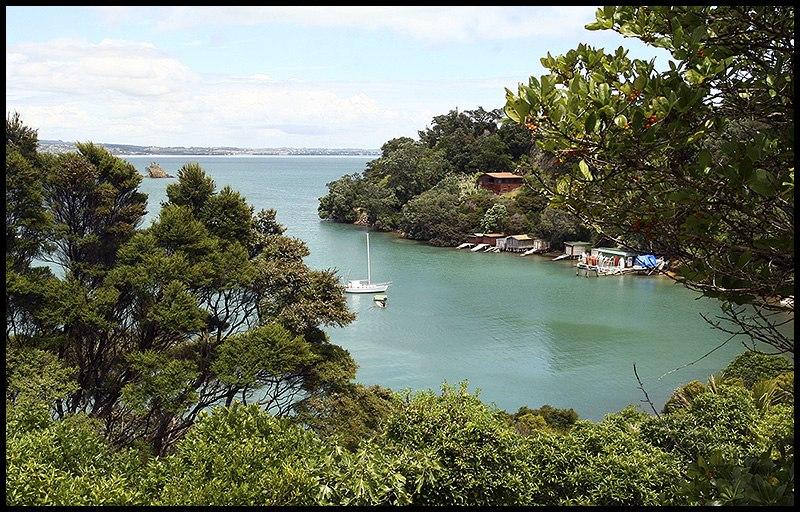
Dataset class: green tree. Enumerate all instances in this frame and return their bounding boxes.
[165,162,215,214]
[399,178,471,245]
[294,383,399,451]
[533,206,593,247]
[480,203,508,232]
[504,6,794,353]
[44,143,147,283]
[5,113,58,343]
[154,404,327,505]
[318,173,363,223]
[5,125,357,454]
[364,139,449,205]
[720,351,793,387]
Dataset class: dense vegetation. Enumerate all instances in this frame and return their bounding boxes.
[7,351,794,506]
[318,108,591,247]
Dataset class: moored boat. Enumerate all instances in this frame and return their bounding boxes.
[345,232,391,294]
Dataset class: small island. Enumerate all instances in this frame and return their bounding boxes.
[146,162,173,178]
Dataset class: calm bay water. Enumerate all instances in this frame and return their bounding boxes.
[128,156,753,419]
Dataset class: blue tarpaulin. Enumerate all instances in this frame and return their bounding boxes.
[635,254,658,268]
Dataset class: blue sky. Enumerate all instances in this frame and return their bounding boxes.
[6,6,669,148]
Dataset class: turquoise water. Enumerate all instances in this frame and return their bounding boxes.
[128,156,756,419]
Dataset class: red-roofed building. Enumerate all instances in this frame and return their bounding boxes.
[477,172,524,194]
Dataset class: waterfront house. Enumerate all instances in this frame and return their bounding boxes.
[563,241,591,258]
[466,233,506,247]
[477,172,524,194]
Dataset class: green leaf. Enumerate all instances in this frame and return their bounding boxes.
[697,150,711,171]
[614,114,628,128]
[555,176,571,195]
[584,112,597,133]
[748,169,775,196]
[685,69,705,85]
[597,83,611,104]
[578,159,592,181]
[737,251,752,267]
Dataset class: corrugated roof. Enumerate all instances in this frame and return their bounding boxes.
[510,234,532,240]
[564,241,591,245]
[484,233,505,237]
[482,172,523,179]
[595,247,638,256]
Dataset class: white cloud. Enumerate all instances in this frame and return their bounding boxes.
[93,6,599,43]
[7,38,193,97]
[6,37,405,147]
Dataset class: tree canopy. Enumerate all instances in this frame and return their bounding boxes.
[5,120,357,454]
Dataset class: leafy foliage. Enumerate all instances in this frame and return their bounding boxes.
[6,405,150,506]
[502,404,580,434]
[6,366,794,506]
[154,404,327,505]
[294,383,399,450]
[721,350,793,387]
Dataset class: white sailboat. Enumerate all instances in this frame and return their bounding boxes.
[344,232,391,294]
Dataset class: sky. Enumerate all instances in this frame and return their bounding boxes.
[6,6,669,149]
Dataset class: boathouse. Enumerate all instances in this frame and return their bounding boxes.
[466,233,506,247]
[590,247,638,268]
[530,238,550,252]
[563,241,591,258]
[477,172,524,194]
[503,234,537,252]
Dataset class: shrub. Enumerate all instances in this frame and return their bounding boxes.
[641,385,762,464]
[154,404,327,505]
[373,383,542,505]
[6,404,149,506]
[721,351,793,388]
[525,407,683,505]
[662,380,708,413]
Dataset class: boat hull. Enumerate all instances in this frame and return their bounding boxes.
[345,283,390,294]
[344,282,392,293]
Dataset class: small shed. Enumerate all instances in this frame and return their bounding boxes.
[504,234,537,252]
[477,172,524,194]
[563,241,591,257]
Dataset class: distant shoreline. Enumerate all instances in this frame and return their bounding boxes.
[117,154,377,158]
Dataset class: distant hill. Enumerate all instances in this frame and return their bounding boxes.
[37,140,380,156]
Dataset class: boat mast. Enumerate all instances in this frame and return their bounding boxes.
[366,232,371,283]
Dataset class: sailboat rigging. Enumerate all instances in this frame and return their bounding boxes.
[344,232,391,293]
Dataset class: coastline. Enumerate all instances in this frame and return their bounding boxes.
[117,154,377,158]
